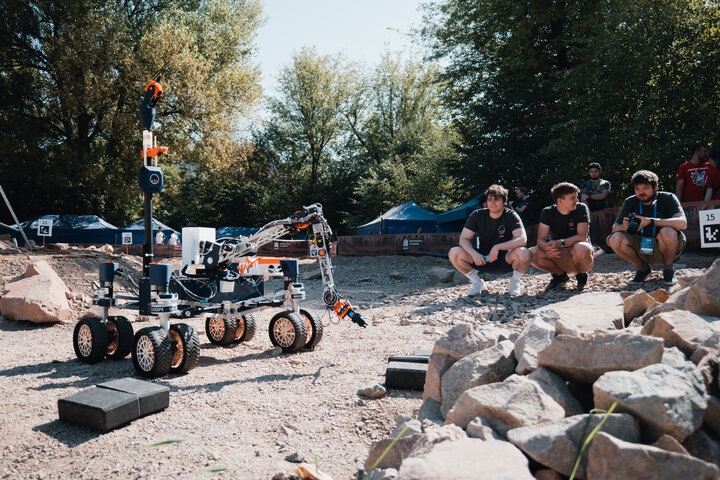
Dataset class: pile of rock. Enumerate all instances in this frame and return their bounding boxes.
[363,259,720,480]
[0,260,73,323]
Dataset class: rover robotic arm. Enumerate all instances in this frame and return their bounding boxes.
[196,204,366,327]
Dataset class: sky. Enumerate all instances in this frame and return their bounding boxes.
[255,0,426,99]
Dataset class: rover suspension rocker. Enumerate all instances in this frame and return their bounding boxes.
[72,78,365,378]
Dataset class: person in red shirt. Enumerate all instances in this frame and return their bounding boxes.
[676,143,710,202]
[704,150,720,201]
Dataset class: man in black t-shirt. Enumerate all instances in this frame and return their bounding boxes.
[449,184,531,297]
[529,182,594,292]
[607,170,687,286]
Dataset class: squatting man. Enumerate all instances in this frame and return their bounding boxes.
[529,182,595,292]
[448,184,531,297]
[607,170,687,286]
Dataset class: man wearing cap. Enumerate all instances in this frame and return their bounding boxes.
[580,163,611,212]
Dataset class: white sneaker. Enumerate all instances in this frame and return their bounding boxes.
[508,278,522,297]
[468,280,488,296]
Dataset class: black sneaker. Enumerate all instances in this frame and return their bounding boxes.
[545,273,570,292]
[629,267,651,285]
[663,269,678,286]
[576,273,588,291]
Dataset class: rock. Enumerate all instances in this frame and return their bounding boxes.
[408,424,467,458]
[417,398,443,425]
[366,468,398,480]
[296,463,335,480]
[466,417,503,440]
[649,289,670,303]
[364,423,423,471]
[423,323,501,403]
[586,432,719,480]
[537,331,664,383]
[685,259,720,316]
[638,302,677,326]
[269,346,283,357]
[527,367,584,416]
[396,438,535,480]
[593,363,707,441]
[531,292,622,335]
[704,395,720,437]
[652,434,689,455]
[533,470,563,480]
[661,347,695,373]
[641,310,720,357]
[695,353,719,395]
[389,272,404,280]
[285,451,307,463]
[100,244,114,254]
[427,267,455,284]
[0,261,73,323]
[444,375,565,436]
[623,289,656,324]
[440,340,516,416]
[514,316,555,374]
[692,347,720,365]
[683,428,720,467]
[506,413,639,478]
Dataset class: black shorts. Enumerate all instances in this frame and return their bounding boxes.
[472,250,513,274]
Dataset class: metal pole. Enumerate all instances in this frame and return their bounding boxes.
[0,184,32,250]
[143,191,153,277]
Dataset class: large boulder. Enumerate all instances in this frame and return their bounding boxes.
[444,375,565,436]
[537,331,664,383]
[586,432,720,480]
[685,259,720,316]
[423,323,502,403]
[513,314,556,374]
[407,424,467,458]
[397,438,535,480]
[683,428,720,467]
[440,340,516,416]
[527,368,584,416]
[623,289,656,323]
[641,310,720,357]
[594,363,707,441]
[531,292,622,335]
[427,267,456,284]
[0,261,72,323]
[507,413,640,479]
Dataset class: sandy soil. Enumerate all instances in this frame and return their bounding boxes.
[0,249,715,479]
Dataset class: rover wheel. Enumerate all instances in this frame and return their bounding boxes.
[269,311,307,353]
[234,314,257,343]
[132,327,172,378]
[106,316,134,359]
[73,316,108,364]
[168,323,200,374]
[299,309,323,350]
[205,315,237,346]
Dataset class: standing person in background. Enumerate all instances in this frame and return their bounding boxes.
[511,187,537,225]
[580,162,611,212]
[676,143,710,202]
[704,150,720,201]
[155,226,165,245]
[168,231,180,246]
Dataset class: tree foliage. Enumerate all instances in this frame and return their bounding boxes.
[423,0,720,204]
[0,0,262,226]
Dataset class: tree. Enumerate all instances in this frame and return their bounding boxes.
[0,0,262,226]
[422,0,720,203]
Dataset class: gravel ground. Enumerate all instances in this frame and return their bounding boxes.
[0,249,715,479]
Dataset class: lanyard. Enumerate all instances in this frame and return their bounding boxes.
[639,201,657,236]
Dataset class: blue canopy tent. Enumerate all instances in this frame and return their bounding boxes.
[216,226,259,240]
[120,218,179,245]
[356,201,437,235]
[1,214,119,244]
[436,197,483,233]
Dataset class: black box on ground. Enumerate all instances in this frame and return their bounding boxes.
[413,349,432,357]
[387,355,429,364]
[98,377,169,416]
[58,387,139,432]
[385,361,428,391]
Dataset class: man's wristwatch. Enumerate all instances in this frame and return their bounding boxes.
[649,218,655,228]
[560,239,566,247]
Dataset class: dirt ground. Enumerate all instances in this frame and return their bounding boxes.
[0,249,715,479]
